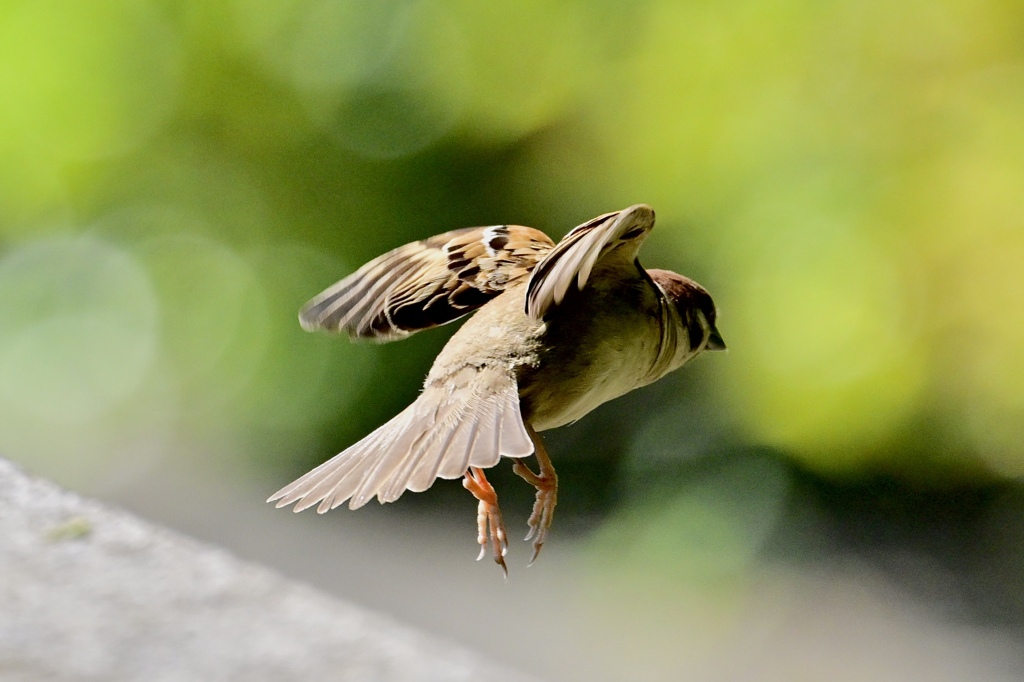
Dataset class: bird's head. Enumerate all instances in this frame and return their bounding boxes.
[646,269,726,353]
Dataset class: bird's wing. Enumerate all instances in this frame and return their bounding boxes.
[300,225,555,342]
[267,365,533,512]
[525,204,656,319]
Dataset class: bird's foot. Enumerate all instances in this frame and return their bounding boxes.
[512,456,558,565]
[462,466,508,577]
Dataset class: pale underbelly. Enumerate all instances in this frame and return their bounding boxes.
[521,336,663,431]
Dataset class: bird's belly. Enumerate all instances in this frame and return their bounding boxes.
[520,323,663,432]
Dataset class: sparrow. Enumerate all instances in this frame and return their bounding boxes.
[268,204,725,575]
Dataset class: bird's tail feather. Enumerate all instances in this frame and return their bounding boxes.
[268,371,533,513]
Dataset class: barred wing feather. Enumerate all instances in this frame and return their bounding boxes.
[300,225,554,342]
[525,204,656,320]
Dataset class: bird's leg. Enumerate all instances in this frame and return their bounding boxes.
[512,425,558,564]
[462,466,508,577]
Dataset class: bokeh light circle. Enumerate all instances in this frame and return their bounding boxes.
[0,235,159,423]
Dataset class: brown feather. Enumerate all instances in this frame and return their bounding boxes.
[525,204,656,320]
[299,225,554,342]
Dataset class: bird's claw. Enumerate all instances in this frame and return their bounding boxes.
[463,467,509,577]
[513,459,558,565]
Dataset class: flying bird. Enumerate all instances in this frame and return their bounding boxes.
[268,205,725,575]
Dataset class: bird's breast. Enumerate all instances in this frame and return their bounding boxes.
[516,277,671,431]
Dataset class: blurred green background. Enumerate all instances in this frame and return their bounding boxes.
[2,0,1023,679]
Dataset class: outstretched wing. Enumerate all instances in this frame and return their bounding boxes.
[267,366,534,512]
[525,204,656,319]
[300,225,554,342]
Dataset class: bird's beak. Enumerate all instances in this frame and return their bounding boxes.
[705,328,727,351]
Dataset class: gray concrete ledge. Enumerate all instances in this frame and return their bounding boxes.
[0,457,535,682]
